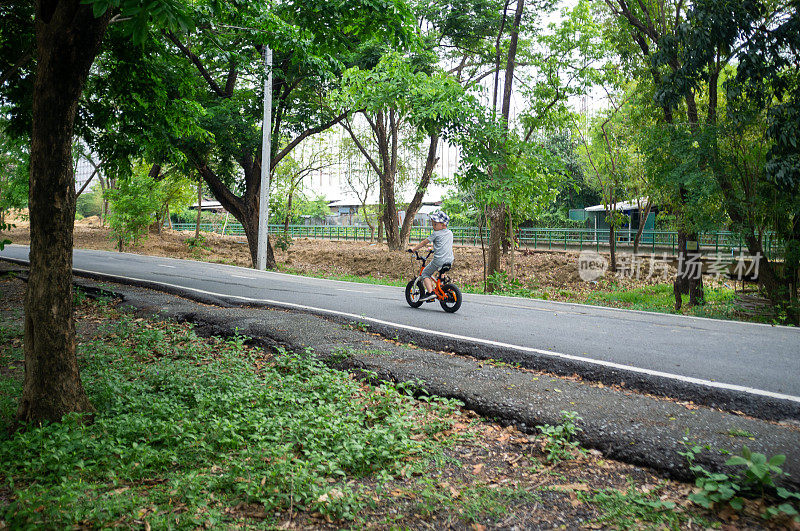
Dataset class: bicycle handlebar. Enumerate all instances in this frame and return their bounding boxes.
[407,249,433,261]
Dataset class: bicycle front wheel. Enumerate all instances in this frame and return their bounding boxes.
[405,279,424,308]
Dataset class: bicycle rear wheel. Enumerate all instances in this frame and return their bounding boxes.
[439,283,462,313]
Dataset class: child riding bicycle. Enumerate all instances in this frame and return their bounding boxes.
[407,210,453,301]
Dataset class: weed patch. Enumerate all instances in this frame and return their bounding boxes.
[0,314,459,527]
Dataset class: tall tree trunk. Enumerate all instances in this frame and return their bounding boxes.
[399,134,439,248]
[18,0,110,424]
[487,204,505,291]
[284,190,293,235]
[380,109,402,250]
[673,186,704,309]
[195,178,202,239]
[486,0,524,292]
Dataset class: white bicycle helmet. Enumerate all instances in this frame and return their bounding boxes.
[429,210,450,224]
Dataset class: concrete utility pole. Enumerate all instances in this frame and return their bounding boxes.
[257,45,273,270]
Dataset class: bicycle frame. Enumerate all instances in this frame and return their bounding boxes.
[412,250,449,301]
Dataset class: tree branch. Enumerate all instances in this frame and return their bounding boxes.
[165,31,229,98]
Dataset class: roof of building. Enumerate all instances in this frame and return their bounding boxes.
[189,199,224,210]
[584,198,651,212]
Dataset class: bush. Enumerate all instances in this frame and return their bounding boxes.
[106,173,162,249]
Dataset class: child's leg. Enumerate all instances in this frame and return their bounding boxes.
[423,277,435,292]
[420,261,440,293]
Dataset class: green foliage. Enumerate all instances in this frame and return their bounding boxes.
[105,164,195,248]
[680,440,800,521]
[76,186,105,219]
[184,234,210,252]
[105,171,162,248]
[440,190,480,227]
[0,221,12,250]
[455,113,560,224]
[0,115,29,216]
[581,482,683,529]
[536,411,586,463]
[334,52,468,137]
[272,233,293,252]
[0,315,459,527]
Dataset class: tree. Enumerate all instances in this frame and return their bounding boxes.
[451,0,604,290]
[13,0,189,425]
[340,134,381,240]
[83,0,414,267]
[335,51,466,249]
[576,93,633,272]
[600,0,707,308]
[271,140,334,234]
[655,0,800,321]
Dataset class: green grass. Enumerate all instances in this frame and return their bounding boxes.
[411,478,541,523]
[0,309,461,528]
[578,481,710,530]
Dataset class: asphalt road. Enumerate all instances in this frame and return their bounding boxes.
[3,245,799,414]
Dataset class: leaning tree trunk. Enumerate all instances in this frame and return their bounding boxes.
[198,164,275,269]
[398,134,439,248]
[633,199,653,255]
[18,0,110,424]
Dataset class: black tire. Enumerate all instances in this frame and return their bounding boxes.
[439,283,462,313]
[405,279,424,308]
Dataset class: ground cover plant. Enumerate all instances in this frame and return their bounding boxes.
[0,271,787,528]
[0,294,464,527]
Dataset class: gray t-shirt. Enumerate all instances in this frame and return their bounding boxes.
[428,228,454,264]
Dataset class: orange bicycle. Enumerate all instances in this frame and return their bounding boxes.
[405,250,462,313]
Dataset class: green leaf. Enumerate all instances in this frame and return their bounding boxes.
[768,454,786,467]
[725,456,748,467]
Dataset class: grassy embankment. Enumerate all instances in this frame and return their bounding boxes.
[0,284,719,529]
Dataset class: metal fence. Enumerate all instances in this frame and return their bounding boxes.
[169,223,783,259]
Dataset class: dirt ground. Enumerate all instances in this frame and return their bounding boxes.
[2,212,682,297]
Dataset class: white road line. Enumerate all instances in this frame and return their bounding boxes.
[70,267,800,406]
[156,264,177,269]
[231,275,256,279]
[7,245,800,332]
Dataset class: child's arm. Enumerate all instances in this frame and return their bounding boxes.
[409,238,430,252]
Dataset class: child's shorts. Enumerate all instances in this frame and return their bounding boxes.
[421,259,451,279]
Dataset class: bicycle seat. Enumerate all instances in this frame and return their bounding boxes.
[439,263,452,273]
